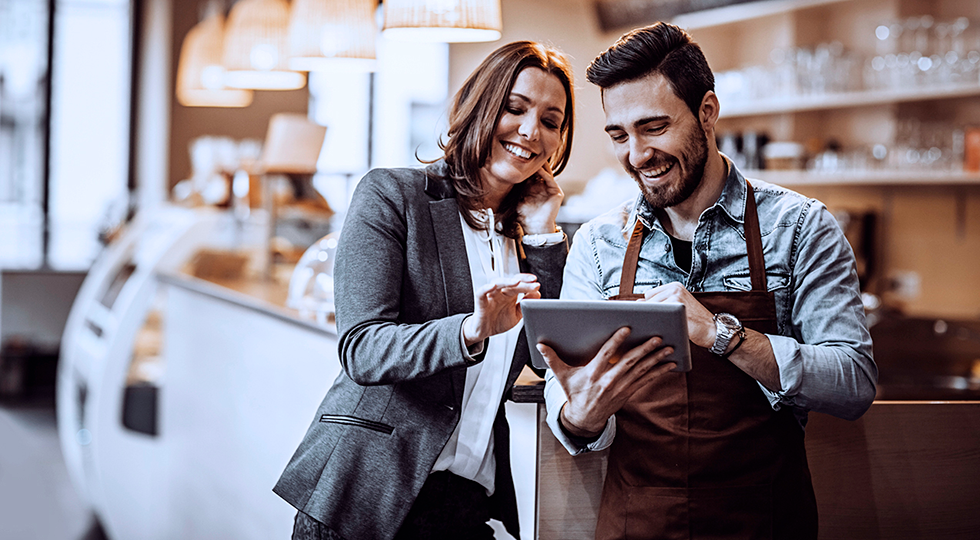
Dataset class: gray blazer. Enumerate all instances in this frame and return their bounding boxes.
[273,161,567,540]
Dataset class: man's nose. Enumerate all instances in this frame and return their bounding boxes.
[628,139,653,168]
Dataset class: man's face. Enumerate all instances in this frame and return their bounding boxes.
[601,72,708,209]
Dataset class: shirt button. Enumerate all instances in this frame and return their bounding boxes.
[664,243,671,252]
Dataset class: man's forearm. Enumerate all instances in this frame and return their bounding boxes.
[724,329,781,392]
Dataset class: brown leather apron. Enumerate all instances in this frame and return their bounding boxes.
[598,182,817,540]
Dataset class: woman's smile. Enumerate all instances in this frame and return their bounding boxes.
[501,141,536,160]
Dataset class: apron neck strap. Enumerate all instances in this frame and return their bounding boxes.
[617,217,646,298]
[743,181,767,292]
[616,181,766,297]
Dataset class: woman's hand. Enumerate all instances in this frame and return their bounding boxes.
[462,273,542,347]
[518,164,564,235]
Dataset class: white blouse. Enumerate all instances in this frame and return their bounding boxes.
[431,209,523,495]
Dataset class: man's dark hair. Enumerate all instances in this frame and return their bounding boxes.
[586,22,715,119]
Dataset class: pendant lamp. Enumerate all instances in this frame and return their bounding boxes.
[176,5,253,107]
[222,0,306,90]
[383,0,502,43]
[288,0,378,72]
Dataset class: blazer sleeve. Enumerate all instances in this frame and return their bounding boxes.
[333,168,473,386]
[521,239,568,301]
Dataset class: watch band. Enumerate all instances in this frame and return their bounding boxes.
[710,313,743,355]
[721,329,747,359]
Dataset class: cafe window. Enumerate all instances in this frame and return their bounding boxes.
[0,0,133,270]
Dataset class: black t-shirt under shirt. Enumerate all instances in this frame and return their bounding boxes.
[669,235,692,273]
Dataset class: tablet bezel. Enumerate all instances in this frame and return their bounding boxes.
[521,299,692,372]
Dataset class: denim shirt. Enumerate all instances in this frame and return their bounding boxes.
[545,163,878,453]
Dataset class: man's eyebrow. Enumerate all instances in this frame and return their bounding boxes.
[604,115,669,133]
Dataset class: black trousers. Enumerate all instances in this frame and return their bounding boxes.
[292,471,496,540]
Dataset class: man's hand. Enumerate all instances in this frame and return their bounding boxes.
[643,282,716,349]
[462,274,541,347]
[540,327,675,437]
[645,282,782,391]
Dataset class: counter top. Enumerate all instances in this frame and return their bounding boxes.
[510,369,546,403]
[156,272,980,403]
[158,268,557,403]
[157,271,336,337]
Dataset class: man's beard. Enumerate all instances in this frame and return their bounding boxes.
[630,124,708,209]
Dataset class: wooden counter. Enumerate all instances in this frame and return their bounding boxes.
[528,388,980,540]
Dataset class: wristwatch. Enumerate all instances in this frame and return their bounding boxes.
[710,312,744,356]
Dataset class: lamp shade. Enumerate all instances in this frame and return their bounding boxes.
[222,0,306,90]
[383,0,502,43]
[259,113,327,175]
[288,0,378,72]
[176,9,253,107]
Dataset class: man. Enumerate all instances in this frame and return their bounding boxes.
[540,22,878,540]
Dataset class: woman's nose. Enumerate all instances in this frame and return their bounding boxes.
[518,118,540,141]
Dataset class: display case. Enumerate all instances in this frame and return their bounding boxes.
[56,205,259,539]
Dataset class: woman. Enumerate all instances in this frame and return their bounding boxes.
[274,41,575,540]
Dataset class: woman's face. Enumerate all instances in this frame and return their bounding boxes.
[480,67,567,200]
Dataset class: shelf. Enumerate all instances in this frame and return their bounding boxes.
[719,81,980,118]
[672,0,850,31]
[748,169,980,186]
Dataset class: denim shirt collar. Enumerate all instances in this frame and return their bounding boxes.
[627,153,748,237]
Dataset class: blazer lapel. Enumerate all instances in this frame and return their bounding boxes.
[428,198,473,316]
[426,168,473,406]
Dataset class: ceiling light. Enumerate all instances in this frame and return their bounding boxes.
[176,6,253,107]
[222,0,306,90]
[382,0,502,43]
[288,0,378,72]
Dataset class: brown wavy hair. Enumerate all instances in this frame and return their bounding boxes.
[436,41,575,238]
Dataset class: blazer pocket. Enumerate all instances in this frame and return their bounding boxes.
[319,414,394,435]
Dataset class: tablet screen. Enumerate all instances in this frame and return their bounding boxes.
[521,299,691,372]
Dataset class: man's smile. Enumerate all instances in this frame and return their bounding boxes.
[638,160,674,179]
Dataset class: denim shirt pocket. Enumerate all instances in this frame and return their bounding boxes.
[722,273,790,293]
[602,278,663,299]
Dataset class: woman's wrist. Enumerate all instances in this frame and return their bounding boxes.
[461,315,485,347]
[521,220,559,236]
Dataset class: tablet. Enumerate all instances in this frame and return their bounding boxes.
[521,299,691,372]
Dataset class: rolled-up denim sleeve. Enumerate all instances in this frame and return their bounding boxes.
[541,224,619,454]
[761,203,878,421]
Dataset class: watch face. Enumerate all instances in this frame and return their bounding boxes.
[716,312,740,331]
